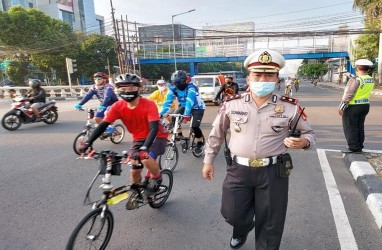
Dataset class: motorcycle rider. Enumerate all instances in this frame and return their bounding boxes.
[160,70,206,154]
[26,79,46,120]
[214,75,239,102]
[74,72,118,133]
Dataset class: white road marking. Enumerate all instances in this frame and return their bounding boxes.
[317,148,358,250]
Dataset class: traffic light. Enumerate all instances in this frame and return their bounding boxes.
[66,58,78,74]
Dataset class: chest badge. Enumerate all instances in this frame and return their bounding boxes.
[275,104,284,113]
[234,122,241,132]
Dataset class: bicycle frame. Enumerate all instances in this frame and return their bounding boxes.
[167,113,196,154]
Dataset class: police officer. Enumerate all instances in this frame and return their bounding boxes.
[202,49,315,249]
[338,59,374,154]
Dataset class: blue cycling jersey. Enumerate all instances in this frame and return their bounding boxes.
[79,84,118,107]
[160,83,205,116]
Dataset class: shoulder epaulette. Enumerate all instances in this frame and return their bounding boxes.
[224,94,242,102]
[280,95,299,105]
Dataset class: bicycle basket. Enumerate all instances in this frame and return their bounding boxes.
[99,156,122,175]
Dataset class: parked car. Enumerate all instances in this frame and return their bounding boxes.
[236,78,247,91]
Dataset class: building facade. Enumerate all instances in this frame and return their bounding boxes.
[0,0,104,34]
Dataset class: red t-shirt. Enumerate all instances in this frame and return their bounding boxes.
[104,98,168,140]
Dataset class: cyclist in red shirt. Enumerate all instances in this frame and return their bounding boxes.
[80,73,168,192]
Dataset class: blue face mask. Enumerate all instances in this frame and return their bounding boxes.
[249,82,276,97]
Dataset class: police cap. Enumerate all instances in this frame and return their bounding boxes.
[244,49,286,73]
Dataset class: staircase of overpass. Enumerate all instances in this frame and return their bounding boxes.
[136,34,355,76]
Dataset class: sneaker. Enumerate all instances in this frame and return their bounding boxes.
[141,178,149,188]
[146,177,162,194]
[194,141,204,154]
[105,125,115,134]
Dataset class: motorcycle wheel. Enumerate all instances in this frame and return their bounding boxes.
[73,132,89,155]
[43,110,58,124]
[1,114,22,131]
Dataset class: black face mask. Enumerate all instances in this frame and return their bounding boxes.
[119,91,139,102]
[175,82,188,91]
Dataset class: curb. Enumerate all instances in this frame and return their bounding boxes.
[344,153,382,231]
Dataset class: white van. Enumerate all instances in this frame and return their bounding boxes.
[192,75,224,104]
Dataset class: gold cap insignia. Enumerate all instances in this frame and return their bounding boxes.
[275,104,284,113]
[258,51,272,64]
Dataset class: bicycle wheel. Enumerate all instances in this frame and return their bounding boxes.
[159,143,179,172]
[110,124,125,144]
[191,134,205,158]
[73,132,89,155]
[148,169,173,209]
[66,207,114,250]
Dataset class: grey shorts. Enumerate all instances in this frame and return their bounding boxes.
[30,102,45,109]
[130,137,167,158]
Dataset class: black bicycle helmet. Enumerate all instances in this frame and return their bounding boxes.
[115,73,141,87]
[28,79,41,89]
[93,72,108,79]
[171,70,187,84]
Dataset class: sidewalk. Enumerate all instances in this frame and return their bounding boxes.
[319,81,382,232]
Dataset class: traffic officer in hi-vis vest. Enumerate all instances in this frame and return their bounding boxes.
[202,49,316,250]
[338,59,375,154]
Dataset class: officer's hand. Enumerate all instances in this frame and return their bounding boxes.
[74,104,82,110]
[163,113,169,118]
[202,164,214,181]
[183,115,191,123]
[338,109,343,116]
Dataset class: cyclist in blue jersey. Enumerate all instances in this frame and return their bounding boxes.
[160,70,206,154]
[74,72,119,133]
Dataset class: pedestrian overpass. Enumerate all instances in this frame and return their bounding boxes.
[135,34,354,76]
[139,52,350,76]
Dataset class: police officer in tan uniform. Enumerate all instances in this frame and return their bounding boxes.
[202,49,315,249]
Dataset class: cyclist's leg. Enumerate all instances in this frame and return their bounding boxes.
[191,109,205,149]
[143,138,168,191]
[129,140,145,184]
[94,109,106,124]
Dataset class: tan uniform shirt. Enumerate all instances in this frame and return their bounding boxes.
[204,93,316,164]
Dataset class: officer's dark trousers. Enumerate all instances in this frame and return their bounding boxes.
[342,104,369,151]
[221,161,289,250]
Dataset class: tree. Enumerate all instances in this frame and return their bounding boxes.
[0,6,79,84]
[0,6,78,56]
[76,34,118,78]
[298,63,329,78]
[5,58,29,84]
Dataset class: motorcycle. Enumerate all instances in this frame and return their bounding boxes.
[1,96,58,131]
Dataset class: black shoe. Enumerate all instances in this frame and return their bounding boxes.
[146,177,162,194]
[194,142,204,154]
[341,149,363,154]
[230,222,255,249]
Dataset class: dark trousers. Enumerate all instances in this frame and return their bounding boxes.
[342,104,369,151]
[221,162,289,250]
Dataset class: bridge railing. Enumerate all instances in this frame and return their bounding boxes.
[0,86,91,100]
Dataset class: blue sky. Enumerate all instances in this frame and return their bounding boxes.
[94,0,363,30]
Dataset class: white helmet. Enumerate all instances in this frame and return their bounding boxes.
[156,79,166,85]
[355,59,373,66]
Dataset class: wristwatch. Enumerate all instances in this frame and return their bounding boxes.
[139,146,148,151]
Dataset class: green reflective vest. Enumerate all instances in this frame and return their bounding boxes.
[349,75,374,105]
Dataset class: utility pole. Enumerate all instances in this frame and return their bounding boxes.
[135,21,141,76]
[126,16,132,73]
[110,0,123,74]
[120,16,129,73]
[378,18,382,85]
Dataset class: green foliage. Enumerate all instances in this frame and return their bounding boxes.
[5,59,29,84]
[0,6,78,55]
[76,34,118,78]
[354,33,379,61]
[298,63,329,78]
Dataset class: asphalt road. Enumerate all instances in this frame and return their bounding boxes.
[0,81,382,249]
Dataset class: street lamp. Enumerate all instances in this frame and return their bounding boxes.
[172,9,195,71]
